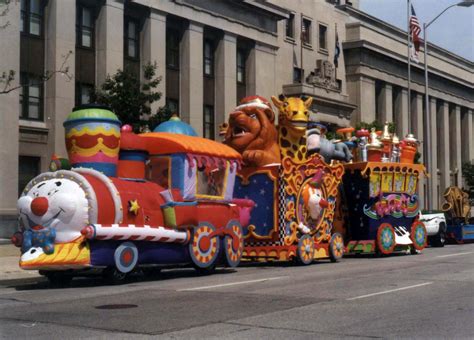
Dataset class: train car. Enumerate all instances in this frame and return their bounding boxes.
[340,161,428,255]
[12,105,249,284]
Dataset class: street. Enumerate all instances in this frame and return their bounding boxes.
[0,244,473,339]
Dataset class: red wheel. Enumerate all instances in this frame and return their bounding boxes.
[329,233,344,262]
[376,223,396,255]
[297,234,314,265]
[223,220,243,268]
[410,221,427,252]
[189,222,220,269]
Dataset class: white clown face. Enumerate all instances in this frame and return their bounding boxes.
[18,178,89,243]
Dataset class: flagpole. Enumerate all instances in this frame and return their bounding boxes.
[335,23,338,79]
[407,0,412,133]
[300,13,304,83]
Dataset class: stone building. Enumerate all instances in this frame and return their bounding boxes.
[0,0,473,237]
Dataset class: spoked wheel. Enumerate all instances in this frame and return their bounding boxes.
[410,221,427,254]
[297,234,315,265]
[223,220,244,268]
[376,223,396,255]
[328,233,344,262]
[189,222,220,273]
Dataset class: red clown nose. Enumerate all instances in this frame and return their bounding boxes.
[31,197,49,216]
[319,198,329,209]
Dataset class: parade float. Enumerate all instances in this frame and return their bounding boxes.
[441,186,474,243]
[12,104,250,284]
[337,125,428,255]
[222,95,347,264]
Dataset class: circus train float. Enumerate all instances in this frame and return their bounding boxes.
[12,104,250,284]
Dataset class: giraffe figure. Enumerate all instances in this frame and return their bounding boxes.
[271,94,313,164]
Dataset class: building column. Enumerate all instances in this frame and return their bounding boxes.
[461,109,474,165]
[96,0,124,85]
[437,101,450,196]
[180,21,203,136]
[0,1,20,237]
[395,88,409,137]
[449,106,462,187]
[141,9,166,112]
[380,83,393,123]
[429,97,439,209]
[215,32,237,135]
[247,42,277,103]
[354,76,376,123]
[45,0,76,158]
[412,93,424,162]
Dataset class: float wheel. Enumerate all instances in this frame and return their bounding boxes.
[44,271,73,287]
[329,233,344,262]
[410,221,427,253]
[223,220,243,268]
[114,242,138,274]
[297,234,315,265]
[103,267,128,285]
[376,223,396,255]
[189,222,220,270]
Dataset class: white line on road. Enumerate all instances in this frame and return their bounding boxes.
[346,282,433,301]
[177,276,288,292]
[436,251,474,258]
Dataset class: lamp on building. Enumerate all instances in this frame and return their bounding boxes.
[423,0,473,210]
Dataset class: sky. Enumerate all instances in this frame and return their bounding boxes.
[359,0,474,61]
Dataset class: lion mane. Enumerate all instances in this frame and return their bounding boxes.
[224,102,280,167]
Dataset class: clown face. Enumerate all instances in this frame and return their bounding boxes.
[18,178,89,245]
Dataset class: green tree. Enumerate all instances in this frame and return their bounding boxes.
[92,62,170,132]
[462,162,474,201]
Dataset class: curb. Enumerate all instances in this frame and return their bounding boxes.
[0,239,11,245]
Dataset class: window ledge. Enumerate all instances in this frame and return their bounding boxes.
[19,120,48,131]
[319,48,329,56]
[303,43,313,51]
[284,36,296,45]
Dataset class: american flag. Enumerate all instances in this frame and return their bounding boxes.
[410,4,421,52]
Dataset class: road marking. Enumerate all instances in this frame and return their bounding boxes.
[346,282,433,301]
[436,251,474,258]
[177,276,288,292]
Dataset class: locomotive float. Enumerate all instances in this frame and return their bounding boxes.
[13,105,250,283]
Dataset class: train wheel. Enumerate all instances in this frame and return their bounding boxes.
[114,242,138,274]
[329,233,344,263]
[376,223,396,255]
[223,220,243,268]
[410,221,427,253]
[189,222,220,271]
[297,234,314,265]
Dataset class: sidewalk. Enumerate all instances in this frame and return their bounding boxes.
[0,243,41,281]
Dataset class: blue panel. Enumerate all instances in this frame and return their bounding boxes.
[90,241,189,266]
[234,172,276,237]
[119,150,148,161]
[171,154,185,194]
[74,162,117,177]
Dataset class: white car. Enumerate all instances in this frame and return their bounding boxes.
[419,211,447,247]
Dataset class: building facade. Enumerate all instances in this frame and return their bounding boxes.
[0,0,473,237]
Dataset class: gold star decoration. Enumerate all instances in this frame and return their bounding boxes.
[128,199,140,215]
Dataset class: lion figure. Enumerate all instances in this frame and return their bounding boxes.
[223,96,281,167]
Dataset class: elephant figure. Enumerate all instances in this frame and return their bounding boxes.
[306,127,353,163]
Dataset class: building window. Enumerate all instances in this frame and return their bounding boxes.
[75,83,93,106]
[293,67,303,83]
[19,73,43,121]
[166,98,179,114]
[203,39,214,77]
[237,49,246,84]
[203,105,215,140]
[20,0,43,36]
[166,29,180,69]
[77,5,94,48]
[301,18,312,45]
[125,18,139,59]
[319,24,327,50]
[286,13,295,38]
[18,156,40,197]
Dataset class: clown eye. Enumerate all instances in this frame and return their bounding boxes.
[55,181,62,187]
[249,114,257,119]
[33,192,39,197]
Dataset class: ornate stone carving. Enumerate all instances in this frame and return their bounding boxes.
[306,60,341,92]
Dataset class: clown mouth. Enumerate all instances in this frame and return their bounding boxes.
[20,208,64,229]
[232,126,249,137]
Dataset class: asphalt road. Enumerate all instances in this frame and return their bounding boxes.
[0,244,473,339]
